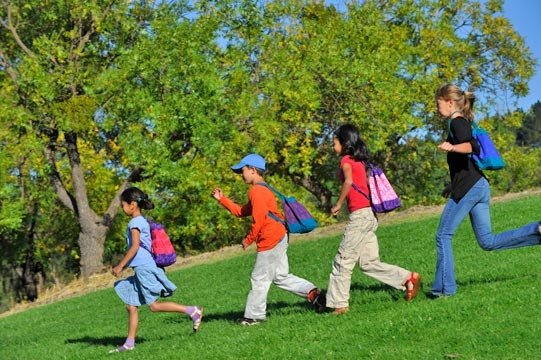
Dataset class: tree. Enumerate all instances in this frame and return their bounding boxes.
[201,0,536,208]
[1,0,537,288]
[516,101,541,147]
[0,1,160,277]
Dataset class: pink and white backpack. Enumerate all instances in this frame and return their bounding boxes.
[352,163,401,213]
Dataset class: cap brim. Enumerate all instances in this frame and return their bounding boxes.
[230,163,244,173]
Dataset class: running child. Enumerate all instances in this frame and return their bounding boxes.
[326,124,421,314]
[431,84,541,297]
[212,153,324,325]
[110,187,203,353]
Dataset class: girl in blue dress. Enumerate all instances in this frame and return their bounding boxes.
[111,187,203,353]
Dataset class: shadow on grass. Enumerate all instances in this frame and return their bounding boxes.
[422,272,530,298]
[163,300,318,325]
[456,272,528,287]
[350,282,403,301]
[347,271,528,301]
[65,336,146,347]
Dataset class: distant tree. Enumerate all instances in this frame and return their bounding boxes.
[516,101,541,147]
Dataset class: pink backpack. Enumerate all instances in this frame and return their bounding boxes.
[141,219,177,267]
[352,163,401,213]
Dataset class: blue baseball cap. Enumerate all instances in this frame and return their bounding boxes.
[230,153,266,173]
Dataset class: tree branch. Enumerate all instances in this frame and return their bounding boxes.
[4,4,36,58]
[101,168,144,226]
[43,143,77,213]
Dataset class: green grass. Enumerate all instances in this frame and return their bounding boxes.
[1,195,540,359]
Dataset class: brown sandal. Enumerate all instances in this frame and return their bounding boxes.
[405,272,421,301]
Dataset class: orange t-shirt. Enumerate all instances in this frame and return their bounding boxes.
[219,184,286,252]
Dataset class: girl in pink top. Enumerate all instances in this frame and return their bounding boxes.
[324,124,421,314]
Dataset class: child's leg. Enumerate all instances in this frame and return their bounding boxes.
[109,305,138,352]
[326,209,372,309]
[149,301,187,313]
[272,236,317,297]
[127,305,139,340]
[149,301,203,332]
[469,183,541,250]
[244,251,274,321]
[432,186,480,296]
[358,228,410,290]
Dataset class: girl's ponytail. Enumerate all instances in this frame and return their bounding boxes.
[463,91,475,121]
[139,194,155,210]
[120,187,154,210]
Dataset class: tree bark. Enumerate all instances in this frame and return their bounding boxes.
[44,131,140,277]
[296,175,333,214]
[77,227,108,277]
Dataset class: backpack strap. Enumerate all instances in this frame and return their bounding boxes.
[256,182,286,200]
[447,117,479,170]
[351,182,370,200]
[254,182,287,226]
[138,217,153,255]
[349,163,378,218]
[349,162,371,200]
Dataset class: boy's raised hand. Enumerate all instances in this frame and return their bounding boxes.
[212,188,224,200]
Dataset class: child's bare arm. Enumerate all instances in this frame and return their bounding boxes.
[112,228,140,277]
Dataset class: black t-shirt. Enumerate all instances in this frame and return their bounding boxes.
[446,116,483,201]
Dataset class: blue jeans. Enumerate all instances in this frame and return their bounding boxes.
[432,177,540,296]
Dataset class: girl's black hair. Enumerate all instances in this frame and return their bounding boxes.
[334,124,370,162]
[120,187,155,210]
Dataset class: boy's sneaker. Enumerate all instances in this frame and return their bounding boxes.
[190,306,204,333]
[109,344,134,353]
[237,317,261,326]
[308,288,326,313]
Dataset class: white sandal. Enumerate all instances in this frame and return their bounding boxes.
[191,306,204,333]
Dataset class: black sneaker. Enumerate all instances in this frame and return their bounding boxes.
[309,288,326,313]
[237,317,261,326]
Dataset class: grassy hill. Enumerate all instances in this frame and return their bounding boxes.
[1,194,540,359]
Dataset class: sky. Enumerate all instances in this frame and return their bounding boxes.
[503,0,541,110]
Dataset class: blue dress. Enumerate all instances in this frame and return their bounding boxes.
[114,216,177,306]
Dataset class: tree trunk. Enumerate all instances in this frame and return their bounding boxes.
[297,175,333,213]
[44,131,138,278]
[78,224,109,278]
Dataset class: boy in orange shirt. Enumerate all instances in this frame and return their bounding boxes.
[212,153,324,325]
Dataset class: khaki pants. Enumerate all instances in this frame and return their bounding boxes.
[244,235,316,320]
[326,208,410,309]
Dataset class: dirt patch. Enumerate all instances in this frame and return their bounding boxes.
[2,188,539,318]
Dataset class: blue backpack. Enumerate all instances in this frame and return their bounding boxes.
[256,183,318,234]
[448,119,505,171]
